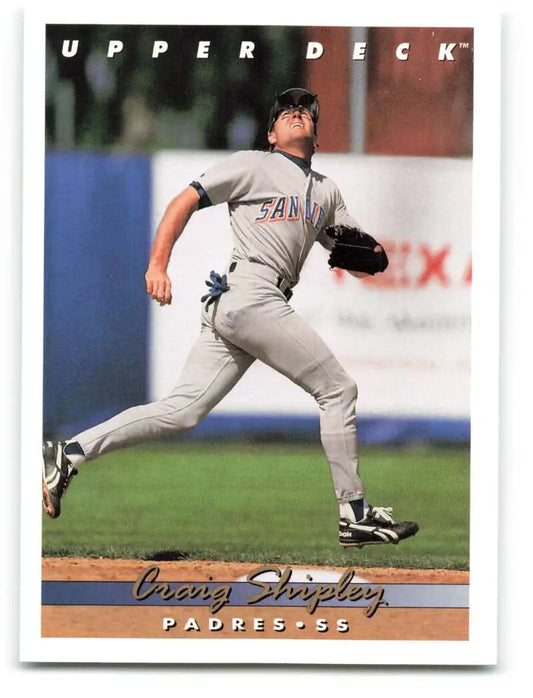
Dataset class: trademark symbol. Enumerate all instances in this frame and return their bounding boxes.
[459,42,470,49]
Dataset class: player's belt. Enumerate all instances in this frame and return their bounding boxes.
[228,260,293,301]
[275,275,293,300]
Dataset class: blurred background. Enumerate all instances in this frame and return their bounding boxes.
[45,24,473,155]
[43,24,474,447]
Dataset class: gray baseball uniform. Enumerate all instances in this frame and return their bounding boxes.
[71,148,366,503]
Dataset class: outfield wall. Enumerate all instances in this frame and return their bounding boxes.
[43,150,471,444]
[43,153,152,437]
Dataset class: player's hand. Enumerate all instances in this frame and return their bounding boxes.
[145,266,172,306]
[347,247,383,278]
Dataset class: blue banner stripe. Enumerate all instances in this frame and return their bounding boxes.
[42,581,469,610]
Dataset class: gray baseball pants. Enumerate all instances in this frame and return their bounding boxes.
[73,260,365,503]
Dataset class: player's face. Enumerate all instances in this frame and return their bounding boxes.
[268,107,316,154]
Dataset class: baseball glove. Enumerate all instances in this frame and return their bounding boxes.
[325,224,389,275]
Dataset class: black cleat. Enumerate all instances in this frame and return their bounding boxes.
[42,441,78,519]
[339,506,419,548]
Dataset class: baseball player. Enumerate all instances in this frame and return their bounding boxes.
[42,88,419,548]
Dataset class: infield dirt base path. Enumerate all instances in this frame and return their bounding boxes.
[42,557,469,584]
[41,558,469,642]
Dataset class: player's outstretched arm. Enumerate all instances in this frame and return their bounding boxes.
[145,186,200,306]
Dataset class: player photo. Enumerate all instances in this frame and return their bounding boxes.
[20,9,500,666]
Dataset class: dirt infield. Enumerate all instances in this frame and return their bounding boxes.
[42,557,469,584]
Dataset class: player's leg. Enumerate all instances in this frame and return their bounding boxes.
[74,331,254,461]
[42,326,255,518]
[214,293,363,500]
[212,282,418,547]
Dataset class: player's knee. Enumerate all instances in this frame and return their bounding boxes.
[178,410,203,431]
[317,373,358,408]
[345,375,358,402]
[156,400,205,433]
[173,408,204,432]
[339,374,358,405]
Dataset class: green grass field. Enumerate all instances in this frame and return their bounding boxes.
[41,441,470,570]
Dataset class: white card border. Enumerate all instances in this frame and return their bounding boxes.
[19,4,500,666]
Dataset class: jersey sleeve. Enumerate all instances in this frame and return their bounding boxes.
[316,182,362,250]
[193,151,261,206]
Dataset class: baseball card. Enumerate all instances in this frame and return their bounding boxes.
[19,5,500,667]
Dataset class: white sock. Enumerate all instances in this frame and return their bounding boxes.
[339,498,369,523]
[63,441,85,469]
[65,452,84,468]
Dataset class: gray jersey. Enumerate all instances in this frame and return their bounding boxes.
[194,149,360,286]
[68,147,367,513]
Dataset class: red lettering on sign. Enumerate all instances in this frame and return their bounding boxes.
[463,258,472,285]
[416,244,450,286]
